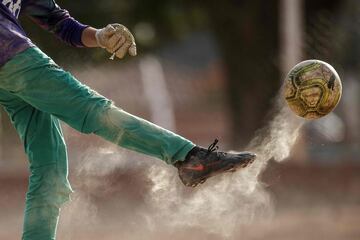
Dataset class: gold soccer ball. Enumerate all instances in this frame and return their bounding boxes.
[283,60,342,119]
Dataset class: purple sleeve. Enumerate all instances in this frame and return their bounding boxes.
[21,0,88,47]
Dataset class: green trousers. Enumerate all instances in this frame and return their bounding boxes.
[0,47,195,240]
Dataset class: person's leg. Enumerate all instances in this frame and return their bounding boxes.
[0,46,256,190]
[0,90,71,240]
[0,47,194,164]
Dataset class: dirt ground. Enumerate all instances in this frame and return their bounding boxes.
[1,161,360,240]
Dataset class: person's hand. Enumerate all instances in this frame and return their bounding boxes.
[95,24,137,60]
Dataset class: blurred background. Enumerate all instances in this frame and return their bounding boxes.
[0,0,359,239]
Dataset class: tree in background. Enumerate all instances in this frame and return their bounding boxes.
[202,1,280,147]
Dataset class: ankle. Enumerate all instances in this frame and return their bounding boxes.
[184,146,201,161]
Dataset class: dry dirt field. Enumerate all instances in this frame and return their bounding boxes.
[1,161,359,240]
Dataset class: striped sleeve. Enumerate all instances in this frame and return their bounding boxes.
[21,0,88,47]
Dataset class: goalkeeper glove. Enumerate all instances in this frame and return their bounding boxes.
[96,24,137,59]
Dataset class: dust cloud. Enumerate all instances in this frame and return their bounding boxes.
[60,95,304,240]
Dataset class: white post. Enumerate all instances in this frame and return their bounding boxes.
[280,0,304,75]
[280,0,306,162]
[139,55,177,132]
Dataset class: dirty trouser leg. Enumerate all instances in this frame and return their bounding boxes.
[0,89,72,240]
[0,46,195,164]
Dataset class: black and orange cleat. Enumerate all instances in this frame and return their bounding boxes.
[174,139,256,187]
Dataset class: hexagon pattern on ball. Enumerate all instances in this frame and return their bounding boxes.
[283,60,342,120]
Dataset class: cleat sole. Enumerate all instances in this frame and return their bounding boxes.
[200,179,206,184]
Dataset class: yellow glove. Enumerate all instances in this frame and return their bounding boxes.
[95,24,137,59]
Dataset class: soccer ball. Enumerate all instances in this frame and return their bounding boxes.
[283,60,342,119]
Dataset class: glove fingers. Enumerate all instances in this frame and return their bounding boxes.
[113,25,137,56]
[115,42,132,59]
[99,24,137,59]
[96,25,116,48]
[128,44,137,56]
[123,28,136,44]
[109,36,126,54]
[103,24,117,37]
[107,34,123,50]
[123,30,137,56]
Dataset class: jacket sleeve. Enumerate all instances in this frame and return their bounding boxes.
[21,0,88,47]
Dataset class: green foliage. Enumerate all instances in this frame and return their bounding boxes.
[17,0,289,146]
[19,0,210,64]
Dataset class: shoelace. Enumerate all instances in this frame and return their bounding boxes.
[207,138,219,154]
